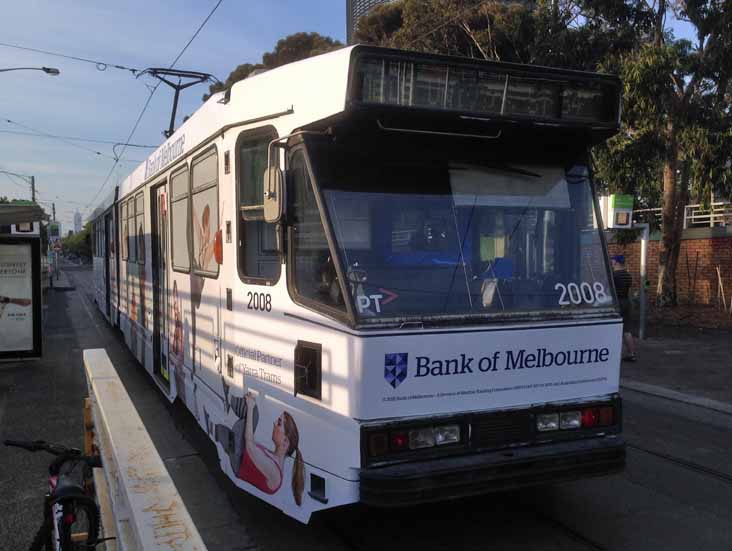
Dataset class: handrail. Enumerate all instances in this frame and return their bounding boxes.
[83,349,207,551]
[632,202,732,228]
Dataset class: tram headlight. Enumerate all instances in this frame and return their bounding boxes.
[408,427,436,450]
[537,413,559,432]
[434,424,460,446]
[559,411,582,430]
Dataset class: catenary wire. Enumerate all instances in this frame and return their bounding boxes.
[0,40,140,74]
[2,117,117,160]
[84,0,225,212]
[0,129,156,148]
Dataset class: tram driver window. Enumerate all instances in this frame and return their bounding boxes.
[238,129,280,282]
[290,151,345,312]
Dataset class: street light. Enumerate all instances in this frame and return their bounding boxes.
[0,169,36,202]
[0,66,60,75]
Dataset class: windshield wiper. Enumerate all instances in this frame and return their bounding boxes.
[455,162,541,179]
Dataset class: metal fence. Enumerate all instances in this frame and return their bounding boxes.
[632,202,732,228]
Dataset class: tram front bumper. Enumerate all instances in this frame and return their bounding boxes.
[359,435,625,506]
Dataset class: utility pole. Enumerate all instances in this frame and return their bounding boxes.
[31,175,36,203]
[52,202,56,221]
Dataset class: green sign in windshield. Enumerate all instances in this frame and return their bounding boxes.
[610,194,634,209]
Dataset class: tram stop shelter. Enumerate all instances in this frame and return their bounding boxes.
[0,202,46,360]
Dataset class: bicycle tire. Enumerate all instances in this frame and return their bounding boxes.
[56,495,100,550]
[27,516,53,551]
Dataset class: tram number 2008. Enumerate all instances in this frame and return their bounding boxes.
[247,292,272,312]
[555,282,608,306]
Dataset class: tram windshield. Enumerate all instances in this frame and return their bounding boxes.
[303,140,615,323]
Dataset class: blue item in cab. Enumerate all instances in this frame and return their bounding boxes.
[490,258,514,279]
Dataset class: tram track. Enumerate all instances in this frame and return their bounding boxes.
[627,443,732,485]
[534,510,608,551]
[322,496,610,551]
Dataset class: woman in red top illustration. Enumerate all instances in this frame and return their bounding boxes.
[171,281,183,359]
[237,392,305,506]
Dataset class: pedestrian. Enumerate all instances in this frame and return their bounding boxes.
[611,255,636,361]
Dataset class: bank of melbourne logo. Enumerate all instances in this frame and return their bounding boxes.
[384,353,408,389]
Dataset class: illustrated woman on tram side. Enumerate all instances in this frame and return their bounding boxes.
[238,392,305,506]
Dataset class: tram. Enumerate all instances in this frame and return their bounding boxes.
[91,45,625,523]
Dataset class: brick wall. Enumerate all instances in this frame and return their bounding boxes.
[608,234,732,305]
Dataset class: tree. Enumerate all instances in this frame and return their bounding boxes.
[354,0,732,305]
[204,32,343,101]
[61,221,91,259]
[595,1,732,304]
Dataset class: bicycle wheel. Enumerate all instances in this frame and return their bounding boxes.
[27,516,53,551]
[56,496,100,551]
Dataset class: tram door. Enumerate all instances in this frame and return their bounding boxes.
[151,183,170,385]
[104,212,112,318]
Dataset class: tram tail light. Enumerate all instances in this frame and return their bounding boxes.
[581,406,614,428]
[537,405,616,432]
[367,424,462,458]
[390,431,409,451]
[598,406,614,426]
[581,408,599,428]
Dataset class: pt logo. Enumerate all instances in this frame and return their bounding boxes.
[384,353,408,389]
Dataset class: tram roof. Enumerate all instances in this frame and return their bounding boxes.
[118,45,621,200]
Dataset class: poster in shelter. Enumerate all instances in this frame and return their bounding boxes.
[0,243,33,351]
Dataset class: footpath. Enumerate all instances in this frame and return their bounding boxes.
[1,266,347,551]
[621,326,732,414]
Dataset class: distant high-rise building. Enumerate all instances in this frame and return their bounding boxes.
[347,0,397,44]
[74,211,82,234]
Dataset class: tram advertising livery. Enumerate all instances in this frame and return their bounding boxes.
[91,46,625,523]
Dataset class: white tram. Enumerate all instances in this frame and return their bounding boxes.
[91,46,626,523]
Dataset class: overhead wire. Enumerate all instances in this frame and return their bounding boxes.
[0,120,146,163]
[0,129,157,148]
[2,116,117,160]
[1,172,28,192]
[84,0,225,212]
[0,40,141,74]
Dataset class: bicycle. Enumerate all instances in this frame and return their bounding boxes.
[4,439,104,550]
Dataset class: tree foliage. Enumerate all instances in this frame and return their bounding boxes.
[355,0,732,305]
[61,221,91,259]
[203,32,343,101]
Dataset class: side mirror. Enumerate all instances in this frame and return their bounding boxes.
[263,166,284,224]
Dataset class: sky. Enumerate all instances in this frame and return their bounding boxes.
[0,2,695,233]
[0,0,346,232]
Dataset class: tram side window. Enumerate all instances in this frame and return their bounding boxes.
[135,192,145,265]
[170,165,190,272]
[238,129,280,282]
[289,151,345,312]
[98,223,104,257]
[191,148,219,276]
[121,203,128,260]
[128,198,137,262]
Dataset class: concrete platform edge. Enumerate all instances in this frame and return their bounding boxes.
[621,378,732,415]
